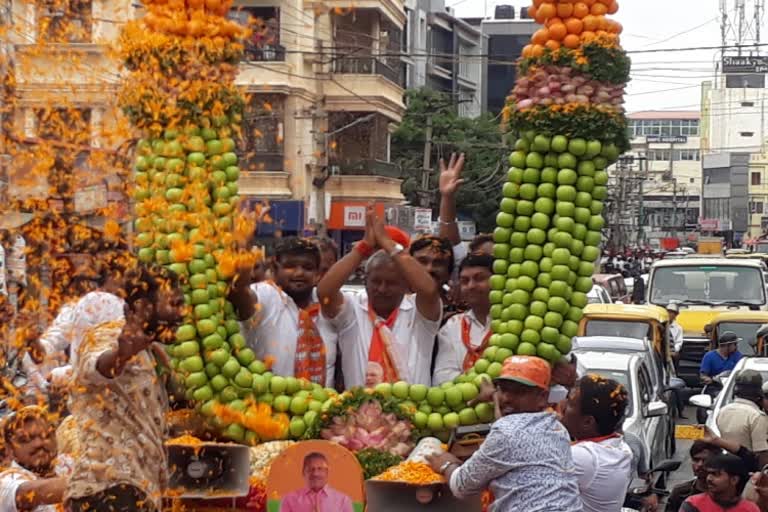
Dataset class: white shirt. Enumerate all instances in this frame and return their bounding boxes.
[669,321,684,353]
[329,290,441,387]
[68,292,126,366]
[0,458,72,512]
[571,436,633,512]
[433,310,490,385]
[242,282,337,386]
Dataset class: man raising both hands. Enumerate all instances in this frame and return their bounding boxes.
[317,207,442,388]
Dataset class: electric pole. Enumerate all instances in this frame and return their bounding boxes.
[419,115,433,208]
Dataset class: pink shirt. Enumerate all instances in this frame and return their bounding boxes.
[279,485,353,512]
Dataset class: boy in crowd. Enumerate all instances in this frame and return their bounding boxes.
[666,441,721,511]
[231,238,338,386]
[433,253,493,384]
[681,453,759,512]
[317,207,442,387]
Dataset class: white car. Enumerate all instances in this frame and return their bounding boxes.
[587,284,612,304]
[575,351,673,477]
[690,357,768,435]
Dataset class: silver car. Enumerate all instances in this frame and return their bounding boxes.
[689,357,768,435]
[575,351,673,476]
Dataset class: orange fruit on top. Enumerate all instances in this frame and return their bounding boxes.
[531,44,546,58]
[565,17,584,34]
[557,3,574,17]
[538,3,557,20]
[573,2,590,18]
[532,28,550,45]
[533,0,545,6]
[528,5,538,19]
[545,39,561,51]
[549,22,568,41]
[581,30,597,40]
[582,15,599,31]
[563,34,581,49]
[584,0,597,6]
[608,1,619,14]
[591,2,608,15]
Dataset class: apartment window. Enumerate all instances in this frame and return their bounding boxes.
[36,107,91,145]
[742,101,756,107]
[630,119,700,138]
[751,201,765,214]
[753,172,762,186]
[679,150,700,161]
[37,0,92,43]
[239,94,284,172]
[229,6,283,61]
[742,132,755,137]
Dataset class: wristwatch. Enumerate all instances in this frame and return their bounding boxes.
[388,243,405,258]
[438,460,457,475]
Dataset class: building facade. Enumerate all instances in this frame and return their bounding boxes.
[404,0,483,118]
[617,111,702,249]
[464,4,537,115]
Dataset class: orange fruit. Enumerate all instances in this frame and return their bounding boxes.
[557,3,574,17]
[608,1,619,14]
[582,15,599,31]
[522,44,534,58]
[614,21,623,34]
[581,30,597,40]
[563,34,581,49]
[565,17,584,34]
[528,5,538,19]
[533,0,545,6]
[573,2,590,18]
[531,44,546,58]
[591,2,608,15]
[532,28,550,45]
[538,3,557,20]
[545,40,561,51]
[548,22,568,41]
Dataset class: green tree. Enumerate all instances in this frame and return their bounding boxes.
[392,88,508,233]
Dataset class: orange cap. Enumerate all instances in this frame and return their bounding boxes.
[385,226,411,249]
[495,356,551,390]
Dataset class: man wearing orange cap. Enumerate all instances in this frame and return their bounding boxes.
[427,356,583,512]
[317,207,442,388]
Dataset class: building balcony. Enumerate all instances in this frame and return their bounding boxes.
[331,158,401,179]
[243,43,286,62]
[326,59,405,121]
[314,0,406,27]
[325,174,403,202]
[237,171,292,198]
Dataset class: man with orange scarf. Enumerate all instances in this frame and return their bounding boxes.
[317,207,442,388]
[432,253,493,385]
[233,238,338,387]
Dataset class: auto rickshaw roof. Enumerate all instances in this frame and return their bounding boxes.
[582,303,669,323]
[652,258,764,269]
[708,311,768,324]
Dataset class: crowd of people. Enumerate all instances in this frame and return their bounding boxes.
[0,154,767,511]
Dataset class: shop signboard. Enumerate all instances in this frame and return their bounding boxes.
[413,208,433,231]
[343,206,366,228]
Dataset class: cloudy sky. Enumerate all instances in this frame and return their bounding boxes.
[454,0,730,113]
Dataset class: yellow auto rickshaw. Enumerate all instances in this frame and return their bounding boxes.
[577,303,672,361]
[704,311,768,356]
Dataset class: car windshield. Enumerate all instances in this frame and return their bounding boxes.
[590,370,634,417]
[585,320,651,340]
[756,243,768,254]
[718,322,763,356]
[650,265,766,306]
[720,369,768,405]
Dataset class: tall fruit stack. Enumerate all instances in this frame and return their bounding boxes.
[119,0,288,443]
[486,0,630,364]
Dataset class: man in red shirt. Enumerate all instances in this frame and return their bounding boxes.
[681,453,759,512]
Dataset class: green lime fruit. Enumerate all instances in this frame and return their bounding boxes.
[270,376,287,394]
[509,151,527,168]
[185,371,208,389]
[514,216,531,232]
[526,152,544,169]
[476,402,495,423]
[508,166,524,183]
[516,342,538,356]
[459,407,478,426]
[557,336,573,355]
[557,185,577,202]
[176,325,197,342]
[410,384,428,402]
[516,200,535,216]
[551,135,569,152]
[177,341,200,358]
[500,198,517,214]
[521,329,541,345]
[541,167,558,183]
[273,395,291,413]
[577,160,596,177]
[519,184,537,201]
[427,413,444,431]
[533,135,551,152]
[474,358,491,374]
[181,355,204,373]
[538,183,556,200]
[445,387,464,408]
[558,152,577,169]
[497,211,514,228]
[290,396,309,415]
[487,362,503,378]
[427,387,445,407]
[414,411,429,429]
[557,169,578,185]
[568,138,587,156]
[443,412,460,429]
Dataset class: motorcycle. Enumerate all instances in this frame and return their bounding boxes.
[622,459,682,511]
[695,370,731,425]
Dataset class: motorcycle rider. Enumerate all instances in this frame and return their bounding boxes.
[700,332,743,385]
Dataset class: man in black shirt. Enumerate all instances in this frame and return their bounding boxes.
[666,441,720,511]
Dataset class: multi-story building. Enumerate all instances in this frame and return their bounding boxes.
[404,0,483,118]
[701,55,768,240]
[233,0,407,246]
[464,4,537,115]
[618,111,702,249]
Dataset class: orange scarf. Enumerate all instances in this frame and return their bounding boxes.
[461,315,491,371]
[367,304,401,383]
[294,304,326,386]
